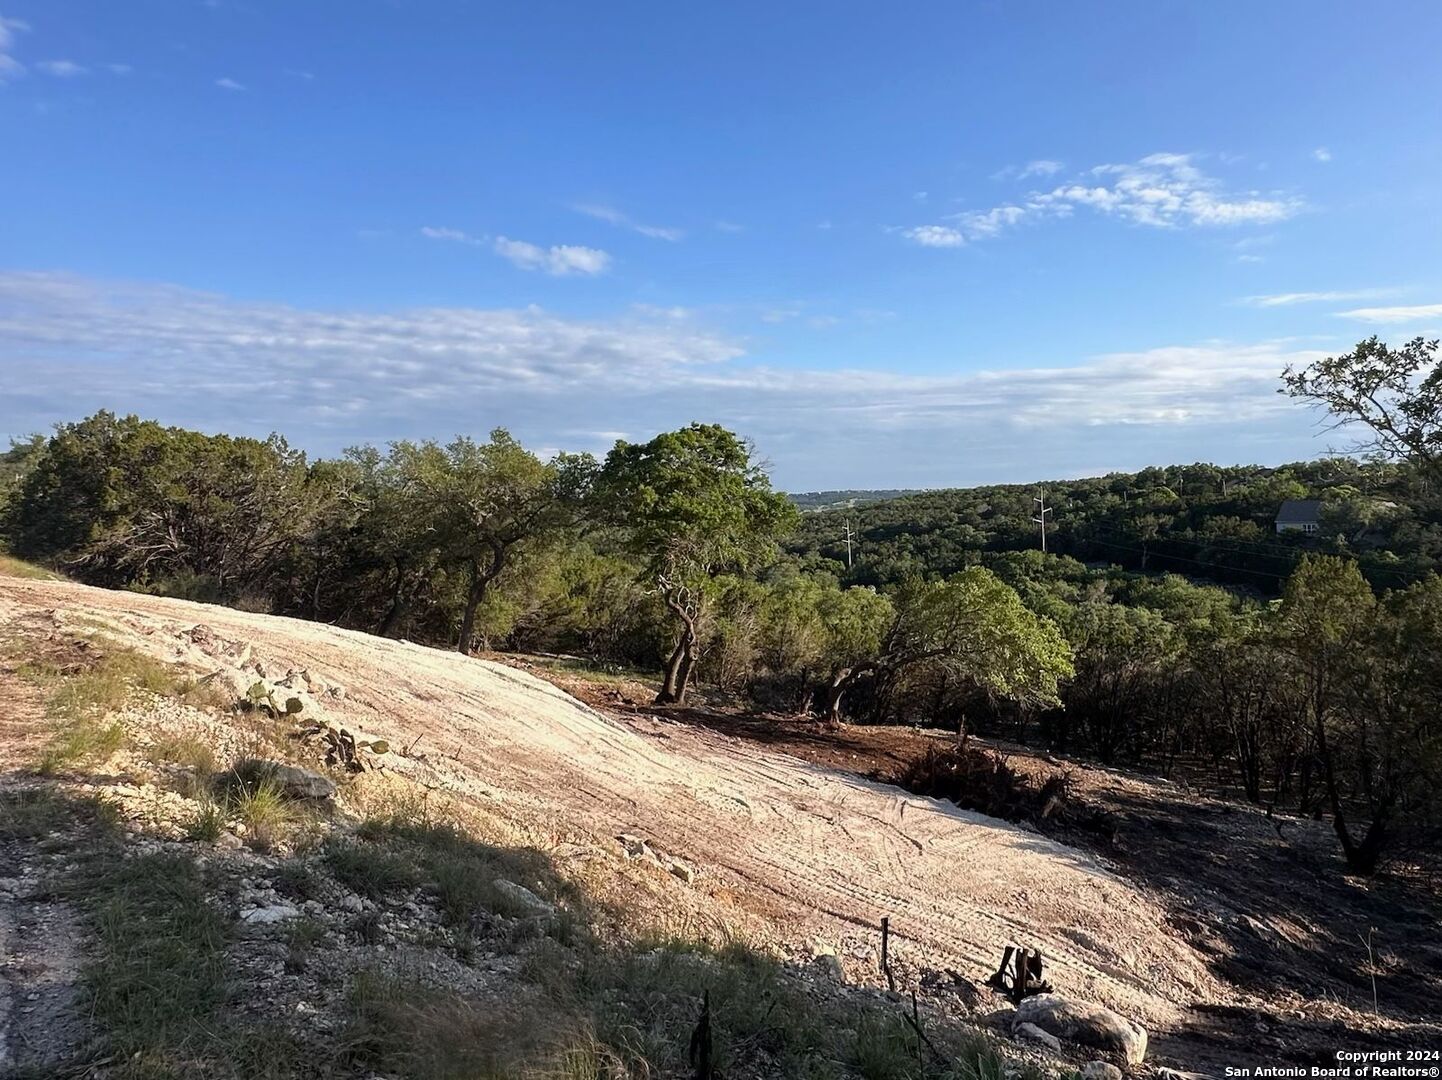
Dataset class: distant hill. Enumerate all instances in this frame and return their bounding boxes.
[786,489,923,512]
[785,459,1440,596]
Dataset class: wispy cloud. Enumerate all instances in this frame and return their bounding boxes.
[572,203,683,242]
[422,226,611,275]
[420,225,485,245]
[0,272,1330,486]
[107,63,133,75]
[1336,303,1442,324]
[215,77,245,91]
[993,160,1064,181]
[36,58,85,77]
[0,13,30,82]
[908,153,1301,248]
[1242,289,1394,308]
[493,237,611,276]
[1019,159,1063,178]
[1312,147,1332,163]
[903,225,966,248]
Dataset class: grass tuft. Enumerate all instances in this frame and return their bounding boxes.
[183,799,227,842]
[83,852,229,1068]
[324,837,420,899]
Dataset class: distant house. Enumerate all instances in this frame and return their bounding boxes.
[1275,499,1322,535]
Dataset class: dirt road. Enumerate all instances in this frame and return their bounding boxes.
[0,576,1222,1032]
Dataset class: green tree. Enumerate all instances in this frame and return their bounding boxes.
[1282,336,1442,486]
[1275,556,1382,872]
[822,568,1073,726]
[595,424,798,704]
[1338,575,1442,872]
[1065,599,1178,764]
[8,412,318,600]
[385,430,594,655]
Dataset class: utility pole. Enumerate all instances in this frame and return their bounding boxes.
[843,518,855,568]
[1033,488,1052,554]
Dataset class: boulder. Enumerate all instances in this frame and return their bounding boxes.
[491,879,555,918]
[1013,994,1147,1064]
[812,950,846,984]
[1014,1022,1062,1051]
[267,763,337,801]
[1083,1062,1124,1080]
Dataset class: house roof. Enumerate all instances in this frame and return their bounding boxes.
[1275,499,1323,523]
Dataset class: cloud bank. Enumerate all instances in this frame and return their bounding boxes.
[0,272,1329,487]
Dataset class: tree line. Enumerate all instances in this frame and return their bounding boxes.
[1,336,1438,875]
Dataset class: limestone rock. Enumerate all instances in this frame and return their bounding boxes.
[1083,1062,1124,1080]
[668,858,696,884]
[491,879,555,918]
[617,833,658,862]
[1013,994,1147,1064]
[1015,1022,1062,1051]
[267,763,337,801]
[241,903,300,925]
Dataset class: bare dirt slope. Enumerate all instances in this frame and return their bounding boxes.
[0,576,1221,1037]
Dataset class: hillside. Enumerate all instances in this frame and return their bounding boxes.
[3,573,1439,1076]
[787,459,1441,595]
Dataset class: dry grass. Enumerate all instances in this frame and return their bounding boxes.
[0,553,63,580]
[7,635,229,775]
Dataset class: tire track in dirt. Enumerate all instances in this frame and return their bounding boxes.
[0,577,1223,1030]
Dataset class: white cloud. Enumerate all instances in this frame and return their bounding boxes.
[0,271,1331,486]
[493,237,611,276]
[903,225,966,248]
[1018,159,1063,178]
[36,59,86,77]
[0,13,30,82]
[420,225,485,245]
[215,77,245,91]
[1336,303,1442,324]
[423,227,610,275]
[1242,289,1394,308]
[909,152,1301,248]
[1312,147,1332,162]
[107,63,133,75]
[572,203,683,242]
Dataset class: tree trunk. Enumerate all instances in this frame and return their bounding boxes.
[823,668,852,725]
[457,544,507,654]
[823,664,879,725]
[377,565,407,638]
[656,626,697,705]
[654,586,700,705]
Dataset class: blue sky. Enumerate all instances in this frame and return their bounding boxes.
[2,1,1441,489]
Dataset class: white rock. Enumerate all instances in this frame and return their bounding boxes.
[491,879,555,918]
[1083,1062,1124,1080]
[1013,994,1148,1064]
[240,903,301,925]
